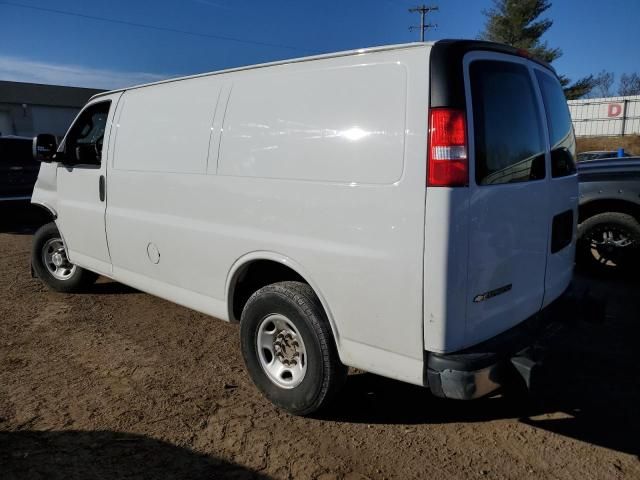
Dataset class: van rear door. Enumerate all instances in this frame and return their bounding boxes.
[533,67,578,305]
[463,52,552,346]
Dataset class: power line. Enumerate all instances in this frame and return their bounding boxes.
[0,1,309,52]
[408,4,438,42]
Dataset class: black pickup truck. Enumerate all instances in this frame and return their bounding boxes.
[577,157,640,271]
[0,136,40,201]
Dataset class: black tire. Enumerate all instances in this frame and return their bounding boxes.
[240,281,347,416]
[577,212,640,273]
[31,222,98,293]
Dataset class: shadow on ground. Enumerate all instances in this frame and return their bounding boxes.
[324,272,640,458]
[0,430,272,480]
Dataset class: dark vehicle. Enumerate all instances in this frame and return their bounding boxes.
[577,157,640,271]
[0,136,40,201]
[577,150,632,162]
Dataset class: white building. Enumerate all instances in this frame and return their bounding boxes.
[568,95,640,137]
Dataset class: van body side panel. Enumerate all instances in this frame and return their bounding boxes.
[218,64,406,184]
[207,82,232,175]
[112,77,221,174]
[31,161,59,215]
[107,47,430,385]
[423,188,469,353]
[110,263,229,320]
[106,77,224,297]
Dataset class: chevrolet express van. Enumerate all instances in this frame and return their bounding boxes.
[30,40,578,415]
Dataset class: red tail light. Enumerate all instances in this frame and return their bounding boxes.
[427,108,468,187]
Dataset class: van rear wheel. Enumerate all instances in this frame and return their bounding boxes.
[32,222,98,293]
[240,281,347,416]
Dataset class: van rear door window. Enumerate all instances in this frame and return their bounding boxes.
[470,60,546,186]
[535,70,576,177]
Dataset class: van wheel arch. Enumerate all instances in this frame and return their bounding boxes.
[226,256,341,347]
[31,202,58,224]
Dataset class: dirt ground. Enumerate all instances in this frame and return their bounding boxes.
[1,204,639,480]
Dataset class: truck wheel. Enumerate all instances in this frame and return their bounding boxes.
[577,212,640,272]
[240,281,347,416]
[31,222,98,293]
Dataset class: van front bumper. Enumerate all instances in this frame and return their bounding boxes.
[424,285,604,400]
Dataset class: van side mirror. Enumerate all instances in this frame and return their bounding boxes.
[33,134,58,162]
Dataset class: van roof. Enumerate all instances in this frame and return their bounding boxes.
[89,41,432,101]
[89,39,556,102]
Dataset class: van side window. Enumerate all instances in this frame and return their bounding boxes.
[470,61,546,186]
[535,71,576,177]
[63,101,111,166]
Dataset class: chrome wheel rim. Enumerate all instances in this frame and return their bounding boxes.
[42,238,76,280]
[587,225,635,267]
[256,314,307,389]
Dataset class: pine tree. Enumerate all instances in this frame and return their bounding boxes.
[479,0,593,99]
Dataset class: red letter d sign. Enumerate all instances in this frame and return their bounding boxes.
[608,103,622,117]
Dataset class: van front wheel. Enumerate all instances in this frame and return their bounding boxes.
[240,281,347,416]
[32,222,98,293]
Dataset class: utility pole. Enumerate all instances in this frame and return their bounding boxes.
[409,4,438,41]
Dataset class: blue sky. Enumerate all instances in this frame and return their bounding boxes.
[0,0,638,89]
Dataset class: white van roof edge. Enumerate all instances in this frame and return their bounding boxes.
[88,42,432,101]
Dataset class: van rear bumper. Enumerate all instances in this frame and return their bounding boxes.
[424,285,603,400]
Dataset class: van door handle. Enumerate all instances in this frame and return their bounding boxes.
[99,175,105,202]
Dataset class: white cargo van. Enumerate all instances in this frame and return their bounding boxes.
[30,40,578,415]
